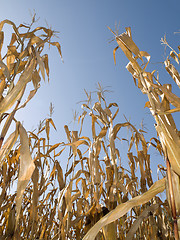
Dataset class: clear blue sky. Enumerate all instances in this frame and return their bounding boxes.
[1,0,180,175]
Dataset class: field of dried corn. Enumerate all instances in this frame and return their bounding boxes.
[0,17,179,240]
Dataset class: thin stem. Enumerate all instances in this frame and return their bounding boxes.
[166,157,179,240]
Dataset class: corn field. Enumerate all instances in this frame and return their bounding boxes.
[0,17,179,239]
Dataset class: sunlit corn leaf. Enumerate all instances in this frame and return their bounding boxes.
[47,143,61,155]
[155,122,180,175]
[15,123,35,229]
[0,19,22,44]
[45,119,50,140]
[97,126,108,139]
[0,31,4,59]
[113,46,119,65]
[0,59,35,113]
[64,125,71,142]
[0,123,19,168]
[48,118,57,130]
[167,170,180,216]
[35,48,45,81]
[165,58,180,88]
[50,42,63,60]
[78,110,87,136]
[56,160,65,190]
[17,89,38,110]
[42,54,50,81]
[170,51,179,64]
[83,178,165,240]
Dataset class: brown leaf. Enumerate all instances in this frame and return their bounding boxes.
[113,46,119,65]
[50,42,63,60]
[165,58,180,88]
[47,143,61,155]
[42,54,50,81]
[0,59,35,113]
[35,49,45,81]
[0,123,19,168]
[0,60,10,81]
[32,70,41,89]
[15,123,35,229]
[0,31,4,59]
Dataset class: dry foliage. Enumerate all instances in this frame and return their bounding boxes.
[0,16,62,239]
[83,26,180,239]
[0,17,179,240]
[0,86,174,239]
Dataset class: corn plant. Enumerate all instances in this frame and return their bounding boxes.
[0,15,62,239]
[83,27,180,239]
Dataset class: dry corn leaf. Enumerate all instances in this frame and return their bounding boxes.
[0,60,10,81]
[71,191,81,203]
[0,19,22,44]
[83,178,165,240]
[32,69,41,89]
[35,49,45,81]
[0,123,19,168]
[45,119,50,140]
[163,107,180,114]
[0,79,5,97]
[113,46,119,65]
[7,46,16,72]
[117,27,141,57]
[64,125,71,142]
[17,89,38,110]
[56,160,65,190]
[156,122,180,175]
[15,123,35,229]
[115,33,141,73]
[164,58,180,88]
[31,35,44,46]
[50,42,63,60]
[48,118,57,130]
[170,51,179,64]
[97,126,108,139]
[0,110,16,142]
[47,143,61,155]
[78,110,87,136]
[113,122,130,139]
[42,54,50,81]
[126,204,159,239]
[0,59,35,113]
[66,139,90,148]
[54,147,65,157]
[0,31,4,59]
[91,114,97,139]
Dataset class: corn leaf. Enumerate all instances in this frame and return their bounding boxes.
[83,178,165,240]
[15,123,35,229]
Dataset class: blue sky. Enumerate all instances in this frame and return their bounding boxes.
[1,1,180,175]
